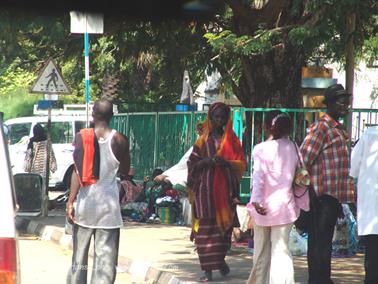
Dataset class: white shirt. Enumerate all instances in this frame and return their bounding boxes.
[163,147,192,186]
[75,130,123,229]
[350,126,378,236]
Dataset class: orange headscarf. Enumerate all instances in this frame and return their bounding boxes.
[194,102,246,233]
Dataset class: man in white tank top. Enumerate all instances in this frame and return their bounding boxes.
[66,99,130,284]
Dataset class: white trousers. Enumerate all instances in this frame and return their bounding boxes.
[247,223,295,284]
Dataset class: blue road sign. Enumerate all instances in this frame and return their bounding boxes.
[37,100,64,110]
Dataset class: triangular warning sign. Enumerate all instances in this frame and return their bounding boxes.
[31,58,71,94]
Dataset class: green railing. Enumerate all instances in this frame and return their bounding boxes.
[111,108,378,203]
[236,107,378,202]
[111,111,207,180]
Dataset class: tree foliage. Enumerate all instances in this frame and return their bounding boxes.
[0,2,377,119]
[204,0,377,107]
[0,12,213,116]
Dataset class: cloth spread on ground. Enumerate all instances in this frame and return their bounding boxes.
[73,128,100,187]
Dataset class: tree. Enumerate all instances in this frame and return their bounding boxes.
[204,0,378,108]
[0,12,213,112]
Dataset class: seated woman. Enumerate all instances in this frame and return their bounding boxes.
[119,167,147,205]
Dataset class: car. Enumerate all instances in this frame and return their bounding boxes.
[4,104,119,191]
[5,115,87,190]
[0,112,20,284]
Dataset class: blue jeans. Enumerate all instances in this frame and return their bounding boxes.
[67,224,120,284]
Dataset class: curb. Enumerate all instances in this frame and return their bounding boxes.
[16,217,189,284]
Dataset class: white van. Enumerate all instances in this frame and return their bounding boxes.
[5,105,93,190]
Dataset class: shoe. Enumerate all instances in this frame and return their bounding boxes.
[199,270,212,282]
[219,261,230,276]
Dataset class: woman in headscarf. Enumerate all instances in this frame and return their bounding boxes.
[187,102,246,282]
[24,123,57,177]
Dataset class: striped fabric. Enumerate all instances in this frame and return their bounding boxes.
[188,136,240,220]
[195,219,232,271]
[31,140,57,177]
[300,113,355,203]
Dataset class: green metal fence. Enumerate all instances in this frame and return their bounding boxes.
[236,107,378,202]
[111,108,378,203]
[111,111,207,180]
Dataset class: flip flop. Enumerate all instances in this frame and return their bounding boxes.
[199,271,212,282]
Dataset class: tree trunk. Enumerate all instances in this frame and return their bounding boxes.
[236,41,304,108]
[236,40,305,151]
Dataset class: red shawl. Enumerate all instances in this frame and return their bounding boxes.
[193,102,246,233]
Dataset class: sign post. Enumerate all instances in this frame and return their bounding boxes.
[84,32,90,126]
[70,11,104,126]
[30,58,71,216]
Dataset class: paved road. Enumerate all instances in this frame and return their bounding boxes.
[18,235,133,284]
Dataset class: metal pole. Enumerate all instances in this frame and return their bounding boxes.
[44,106,52,216]
[84,30,90,127]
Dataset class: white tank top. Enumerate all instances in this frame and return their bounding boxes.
[75,129,123,228]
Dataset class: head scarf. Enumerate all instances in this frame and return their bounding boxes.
[27,124,47,150]
[194,102,246,233]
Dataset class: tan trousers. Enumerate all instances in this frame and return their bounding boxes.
[247,223,295,284]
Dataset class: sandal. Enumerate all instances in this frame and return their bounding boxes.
[199,270,212,282]
[219,261,230,276]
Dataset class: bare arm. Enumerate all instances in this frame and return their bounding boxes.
[66,171,80,224]
[112,132,130,177]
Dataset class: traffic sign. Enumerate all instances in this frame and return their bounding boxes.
[30,58,71,94]
[37,100,64,110]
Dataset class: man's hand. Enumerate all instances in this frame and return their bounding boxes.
[66,203,75,224]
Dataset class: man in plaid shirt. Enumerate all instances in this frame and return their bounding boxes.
[300,84,356,284]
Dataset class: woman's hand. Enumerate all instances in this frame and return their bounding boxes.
[213,156,230,168]
[232,197,240,205]
[194,157,214,171]
[252,202,267,215]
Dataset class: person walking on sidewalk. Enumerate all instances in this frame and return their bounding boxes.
[23,123,57,177]
[66,99,130,284]
[187,102,246,282]
[246,111,302,284]
[350,125,378,284]
[299,84,355,284]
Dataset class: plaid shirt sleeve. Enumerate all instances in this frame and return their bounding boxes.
[300,123,325,170]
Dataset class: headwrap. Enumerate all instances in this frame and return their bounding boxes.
[193,102,246,233]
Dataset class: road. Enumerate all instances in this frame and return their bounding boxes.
[18,236,134,284]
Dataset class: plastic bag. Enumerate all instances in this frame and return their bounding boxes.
[289,227,308,256]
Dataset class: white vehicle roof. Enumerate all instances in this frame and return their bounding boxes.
[5,115,90,125]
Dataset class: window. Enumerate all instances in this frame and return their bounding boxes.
[8,123,31,145]
[50,122,72,144]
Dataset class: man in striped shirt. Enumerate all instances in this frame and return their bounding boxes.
[300,84,356,284]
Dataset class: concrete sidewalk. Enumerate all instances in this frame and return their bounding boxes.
[16,210,365,284]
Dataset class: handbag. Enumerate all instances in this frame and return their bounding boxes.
[292,141,310,211]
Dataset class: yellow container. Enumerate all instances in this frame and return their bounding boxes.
[157,207,176,224]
